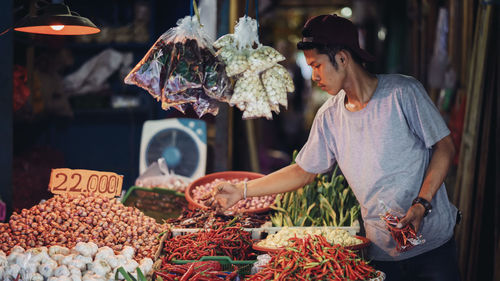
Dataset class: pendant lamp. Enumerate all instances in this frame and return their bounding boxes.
[14,2,100,35]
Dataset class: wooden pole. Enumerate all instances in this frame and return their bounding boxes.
[460,0,473,85]
[467,29,495,281]
[233,0,259,173]
[453,3,493,279]
[494,40,500,281]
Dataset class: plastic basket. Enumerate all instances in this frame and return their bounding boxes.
[171,256,256,277]
[121,186,186,223]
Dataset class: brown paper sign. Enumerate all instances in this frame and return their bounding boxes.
[49,168,123,198]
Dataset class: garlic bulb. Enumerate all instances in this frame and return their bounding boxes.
[54,265,70,277]
[89,259,111,277]
[138,258,153,276]
[49,246,70,257]
[31,273,44,281]
[82,272,103,281]
[20,261,38,280]
[61,254,77,266]
[67,265,81,278]
[52,254,66,265]
[120,246,135,261]
[106,254,126,270]
[11,246,25,254]
[94,247,114,261]
[38,260,57,278]
[6,263,21,279]
[74,242,97,258]
[122,259,139,273]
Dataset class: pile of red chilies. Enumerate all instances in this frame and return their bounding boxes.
[247,235,376,281]
[154,261,239,281]
[162,226,254,262]
[381,212,419,252]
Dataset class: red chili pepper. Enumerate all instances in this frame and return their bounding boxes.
[179,263,195,281]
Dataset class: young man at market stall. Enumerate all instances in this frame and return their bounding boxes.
[214,14,461,281]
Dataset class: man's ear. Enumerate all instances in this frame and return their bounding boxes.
[336,50,349,66]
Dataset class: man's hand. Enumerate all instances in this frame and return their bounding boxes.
[212,182,244,211]
[397,203,426,232]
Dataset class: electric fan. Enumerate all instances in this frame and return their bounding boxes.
[139,118,207,180]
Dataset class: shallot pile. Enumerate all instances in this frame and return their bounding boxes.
[190,178,275,213]
[0,194,167,259]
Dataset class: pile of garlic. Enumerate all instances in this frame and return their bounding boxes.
[257,227,362,249]
[0,243,153,281]
[213,16,294,119]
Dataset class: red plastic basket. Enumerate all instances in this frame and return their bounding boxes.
[185,171,271,214]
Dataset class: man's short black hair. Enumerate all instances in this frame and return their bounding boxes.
[298,41,366,69]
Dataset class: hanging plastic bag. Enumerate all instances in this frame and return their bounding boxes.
[125,15,231,117]
[262,65,290,112]
[378,200,426,252]
[248,46,285,73]
[124,39,172,99]
[213,15,294,120]
[232,73,272,120]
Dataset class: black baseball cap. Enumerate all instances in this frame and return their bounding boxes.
[297,14,376,62]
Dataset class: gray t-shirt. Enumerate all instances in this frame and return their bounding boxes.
[296,74,457,261]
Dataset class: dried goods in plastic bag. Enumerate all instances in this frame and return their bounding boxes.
[248,46,285,73]
[273,64,295,93]
[262,65,289,111]
[231,73,272,120]
[124,40,171,99]
[218,48,249,77]
[213,34,235,49]
[125,16,231,117]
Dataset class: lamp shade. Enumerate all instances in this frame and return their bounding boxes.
[14,3,100,35]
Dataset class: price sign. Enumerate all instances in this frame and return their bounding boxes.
[49,168,123,198]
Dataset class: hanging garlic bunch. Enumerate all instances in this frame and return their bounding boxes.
[213,16,294,120]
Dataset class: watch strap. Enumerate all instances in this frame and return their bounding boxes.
[412,197,432,217]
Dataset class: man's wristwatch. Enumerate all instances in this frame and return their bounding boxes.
[412,197,432,217]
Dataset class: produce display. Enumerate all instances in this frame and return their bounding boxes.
[271,156,360,227]
[124,16,231,117]
[190,178,276,213]
[248,236,379,281]
[165,209,270,229]
[0,194,166,260]
[256,227,362,249]
[161,226,255,262]
[0,243,153,281]
[213,16,294,119]
[154,261,239,281]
